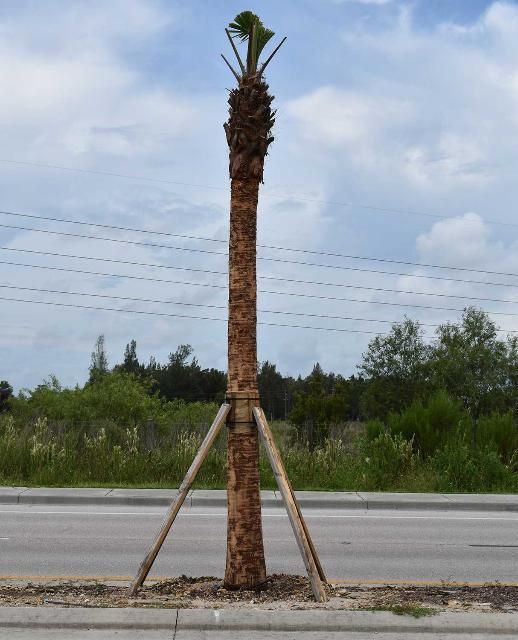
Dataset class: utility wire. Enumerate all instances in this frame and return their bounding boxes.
[5,258,518,317]
[3,248,518,306]
[265,289,518,317]
[0,246,227,277]
[0,259,226,290]
[0,295,411,336]
[0,222,227,258]
[6,282,514,331]
[0,158,515,228]
[1,208,517,278]
[2,222,518,290]
[0,159,226,192]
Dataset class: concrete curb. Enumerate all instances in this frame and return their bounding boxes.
[0,607,517,634]
[0,607,177,630]
[1,487,518,511]
[177,608,518,634]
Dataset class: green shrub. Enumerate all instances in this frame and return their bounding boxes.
[268,437,361,490]
[0,415,30,480]
[365,419,385,441]
[384,391,468,457]
[1,391,516,493]
[431,437,517,492]
[360,432,416,490]
[476,412,518,463]
[12,372,218,433]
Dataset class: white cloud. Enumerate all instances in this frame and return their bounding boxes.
[3,1,518,389]
[0,0,172,52]
[273,3,518,369]
[0,1,227,388]
[404,133,491,188]
[287,87,412,148]
[416,213,495,268]
[444,2,518,41]
[333,0,393,5]
[388,213,518,339]
[0,42,196,163]
[286,1,518,201]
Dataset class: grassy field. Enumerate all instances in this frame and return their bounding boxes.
[0,414,516,493]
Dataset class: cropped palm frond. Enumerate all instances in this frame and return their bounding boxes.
[228,11,275,61]
[228,10,257,42]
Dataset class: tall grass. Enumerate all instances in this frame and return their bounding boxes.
[1,411,516,492]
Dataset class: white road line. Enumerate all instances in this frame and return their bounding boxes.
[0,509,517,521]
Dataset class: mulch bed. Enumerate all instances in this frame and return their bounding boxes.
[333,583,518,612]
[0,575,517,612]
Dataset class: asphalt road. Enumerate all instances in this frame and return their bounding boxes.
[0,503,517,583]
[1,632,508,640]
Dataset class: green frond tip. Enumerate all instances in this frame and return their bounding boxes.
[228,11,258,42]
[228,10,275,69]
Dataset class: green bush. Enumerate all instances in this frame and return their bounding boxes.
[0,376,223,486]
[1,382,517,493]
[372,391,469,457]
[476,412,518,463]
[12,372,218,433]
[360,432,417,490]
[0,415,31,480]
[365,419,385,442]
[430,437,516,492]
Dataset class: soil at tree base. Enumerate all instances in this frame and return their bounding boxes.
[0,575,517,612]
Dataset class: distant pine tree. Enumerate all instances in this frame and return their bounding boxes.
[122,340,140,375]
[89,335,109,383]
[0,380,13,413]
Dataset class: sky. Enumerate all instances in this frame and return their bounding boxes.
[2,0,518,391]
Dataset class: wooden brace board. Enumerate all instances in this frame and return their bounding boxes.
[253,407,328,602]
[129,401,327,603]
[129,403,230,595]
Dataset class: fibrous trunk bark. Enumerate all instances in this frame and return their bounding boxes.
[224,177,266,588]
[227,178,259,393]
[224,75,274,589]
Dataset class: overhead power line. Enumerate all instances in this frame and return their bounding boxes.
[3,247,518,306]
[0,159,515,228]
[0,295,408,337]
[0,159,226,192]
[1,208,517,278]
[4,258,518,318]
[6,282,515,332]
[0,246,227,277]
[2,222,518,290]
[0,259,226,290]
[0,222,227,258]
[263,289,518,318]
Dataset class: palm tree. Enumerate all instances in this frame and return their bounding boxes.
[222,11,286,589]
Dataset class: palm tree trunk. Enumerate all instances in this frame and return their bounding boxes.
[224,175,266,588]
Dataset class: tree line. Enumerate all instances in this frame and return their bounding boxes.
[2,307,517,429]
[87,334,366,424]
[1,306,517,493]
[85,306,518,427]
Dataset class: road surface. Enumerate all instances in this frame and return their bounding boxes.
[0,503,517,583]
[1,632,508,639]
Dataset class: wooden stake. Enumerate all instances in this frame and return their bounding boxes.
[129,403,231,596]
[287,477,327,583]
[253,407,327,602]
